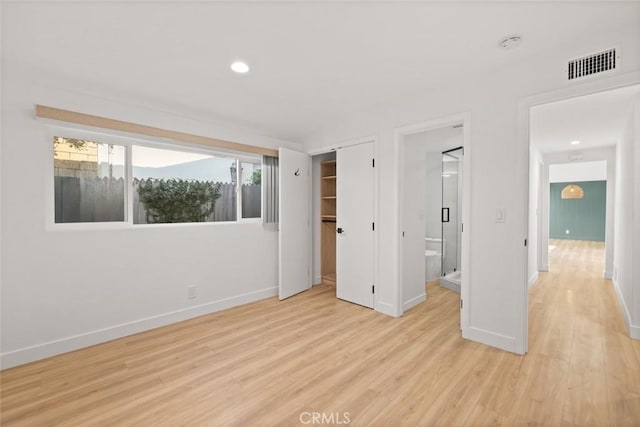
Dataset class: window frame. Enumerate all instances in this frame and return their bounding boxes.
[46,125,263,230]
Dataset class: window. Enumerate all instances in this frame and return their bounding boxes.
[240,161,262,219]
[132,146,238,224]
[54,136,126,223]
[51,133,262,225]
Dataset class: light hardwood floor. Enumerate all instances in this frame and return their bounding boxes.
[2,239,640,426]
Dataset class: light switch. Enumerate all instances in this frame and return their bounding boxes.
[495,208,505,223]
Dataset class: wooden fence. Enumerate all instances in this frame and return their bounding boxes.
[55,177,261,223]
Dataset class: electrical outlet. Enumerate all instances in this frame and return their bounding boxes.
[187,286,197,299]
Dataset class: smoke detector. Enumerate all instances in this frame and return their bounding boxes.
[499,35,522,50]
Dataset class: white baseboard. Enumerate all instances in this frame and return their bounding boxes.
[463,326,519,354]
[0,286,278,370]
[313,275,322,285]
[538,264,549,272]
[631,324,640,340]
[376,301,400,317]
[440,280,461,293]
[403,293,426,312]
[528,271,539,289]
[611,278,640,341]
[604,271,613,279]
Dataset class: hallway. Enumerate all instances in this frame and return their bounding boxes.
[529,239,640,425]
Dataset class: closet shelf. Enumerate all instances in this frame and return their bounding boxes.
[322,175,337,180]
[322,196,336,200]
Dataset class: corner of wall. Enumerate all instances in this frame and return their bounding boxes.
[403,293,426,312]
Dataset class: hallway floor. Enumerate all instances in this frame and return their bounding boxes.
[1,239,640,425]
[527,239,640,425]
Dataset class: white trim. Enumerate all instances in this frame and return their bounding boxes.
[528,271,539,289]
[372,136,381,315]
[612,278,640,340]
[0,286,278,370]
[463,327,517,353]
[519,70,640,356]
[376,301,400,317]
[307,135,375,156]
[403,293,426,312]
[604,271,613,279]
[394,112,471,337]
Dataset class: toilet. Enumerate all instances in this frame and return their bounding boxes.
[425,237,443,282]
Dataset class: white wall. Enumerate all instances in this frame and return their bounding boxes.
[401,136,427,310]
[549,160,607,182]
[0,61,301,368]
[304,26,640,352]
[613,100,639,339]
[311,151,336,284]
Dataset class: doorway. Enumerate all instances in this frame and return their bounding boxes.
[307,142,376,309]
[395,113,471,330]
[525,83,640,352]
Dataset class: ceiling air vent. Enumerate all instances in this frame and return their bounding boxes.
[568,48,617,80]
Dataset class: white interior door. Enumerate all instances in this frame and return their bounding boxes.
[337,142,375,308]
[279,147,311,300]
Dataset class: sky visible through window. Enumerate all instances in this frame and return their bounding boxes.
[132,146,210,168]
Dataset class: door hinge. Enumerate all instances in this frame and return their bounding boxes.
[461,223,463,232]
[524,239,528,247]
[372,222,375,231]
[372,158,375,167]
[460,299,463,309]
[372,285,375,294]
[402,231,405,237]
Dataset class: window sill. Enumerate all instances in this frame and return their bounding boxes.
[46,219,263,232]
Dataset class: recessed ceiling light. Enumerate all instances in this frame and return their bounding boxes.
[499,35,522,50]
[571,140,581,145]
[230,61,250,74]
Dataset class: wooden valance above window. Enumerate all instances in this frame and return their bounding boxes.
[35,105,278,158]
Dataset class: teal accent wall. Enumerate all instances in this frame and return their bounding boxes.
[550,180,606,241]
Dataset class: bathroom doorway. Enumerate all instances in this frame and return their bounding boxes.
[396,115,470,328]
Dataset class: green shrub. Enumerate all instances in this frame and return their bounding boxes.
[137,179,221,223]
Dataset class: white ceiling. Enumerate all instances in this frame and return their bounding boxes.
[4,2,640,141]
[530,84,640,153]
